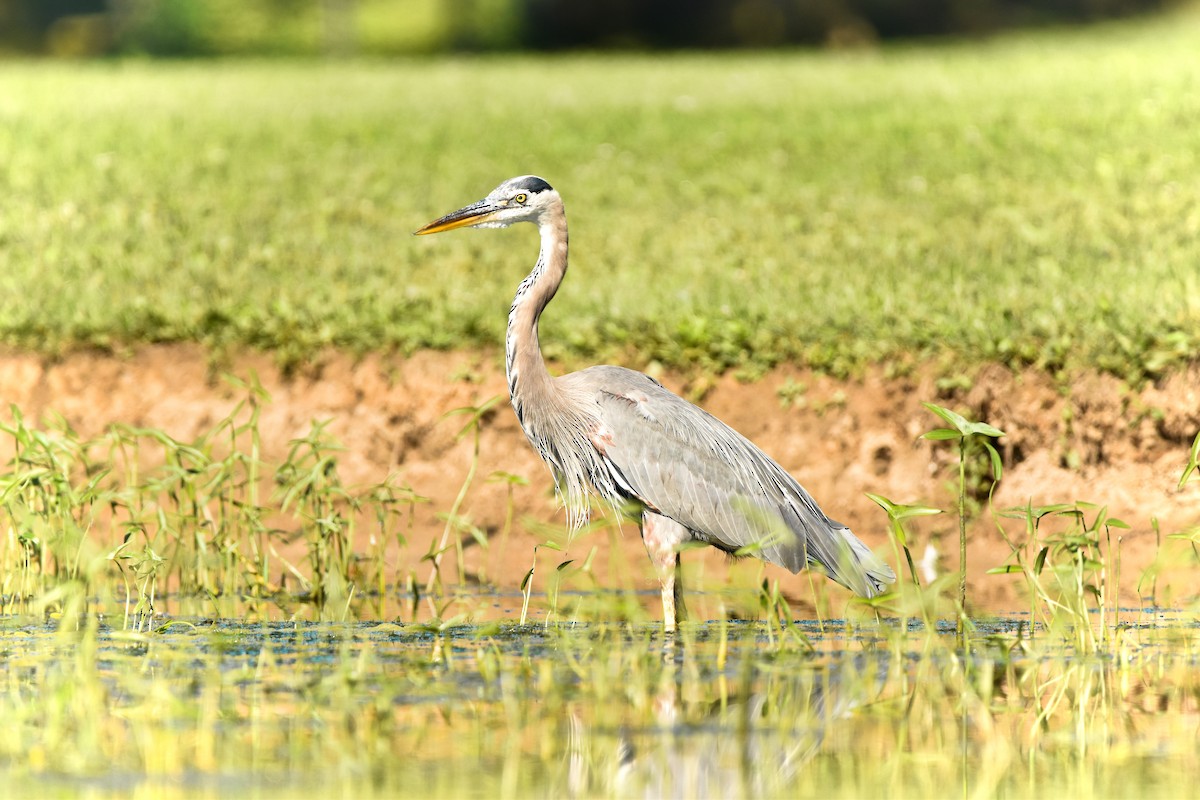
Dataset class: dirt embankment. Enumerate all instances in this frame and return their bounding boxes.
[2,345,1198,614]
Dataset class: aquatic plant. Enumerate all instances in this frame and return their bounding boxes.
[919,402,1004,638]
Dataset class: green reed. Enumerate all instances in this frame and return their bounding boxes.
[919,402,1005,640]
[1,381,425,623]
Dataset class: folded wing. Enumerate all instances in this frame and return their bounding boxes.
[573,365,894,597]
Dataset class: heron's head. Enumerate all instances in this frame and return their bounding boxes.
[414,175,559,235]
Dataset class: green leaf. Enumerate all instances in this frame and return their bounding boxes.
[1033,547,1048,575]
[519,568,534,592]
[921,428,962,441]
[895,505,942,521]
[487,470,529,486]
[998,506,1033,520]
[987,565,1024,574]
[966,420,1006,438]
[983,441,1003,482]
[865,492,897,515]
[922,402,1005,439]
[855,591,896,608]
[1179,431,1200,490]
[866,493,941,548]
[468,525,489,549]
[556,559,575,572]
[923,402,972,435]
[1167,527,1200,543]
[441,394,505,440]
[1031,503,1074,519]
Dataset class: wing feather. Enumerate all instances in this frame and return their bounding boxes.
[566,365,894,597]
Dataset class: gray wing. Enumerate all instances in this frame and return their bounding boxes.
[567,365,894,597]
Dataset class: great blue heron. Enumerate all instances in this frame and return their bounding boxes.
[416,176,894,630]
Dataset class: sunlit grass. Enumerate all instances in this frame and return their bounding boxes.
[1,9,1200,380]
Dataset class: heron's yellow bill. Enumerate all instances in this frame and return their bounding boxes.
[414,199,496,235]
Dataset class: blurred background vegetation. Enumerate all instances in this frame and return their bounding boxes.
[0,0,1182,58]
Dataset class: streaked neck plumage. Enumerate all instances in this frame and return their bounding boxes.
[504,195,615,528]
[505,197,568,417]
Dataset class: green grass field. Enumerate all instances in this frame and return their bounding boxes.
[2,10,1199,381]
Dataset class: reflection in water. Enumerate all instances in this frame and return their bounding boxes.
[566,634,887,798]
[9,611,1191,798]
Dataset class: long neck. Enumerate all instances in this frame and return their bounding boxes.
[506,200,568,419]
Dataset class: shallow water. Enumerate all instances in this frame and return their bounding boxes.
[2,605,1199,799]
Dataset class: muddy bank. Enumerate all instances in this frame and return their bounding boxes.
[2,345,1198,614]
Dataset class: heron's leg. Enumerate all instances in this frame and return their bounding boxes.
[640,511,690,632]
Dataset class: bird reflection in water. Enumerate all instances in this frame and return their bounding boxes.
[562,634,885,798]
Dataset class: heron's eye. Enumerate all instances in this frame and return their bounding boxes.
[513,193,528,205]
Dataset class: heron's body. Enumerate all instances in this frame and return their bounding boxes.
[417,176,893,629]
